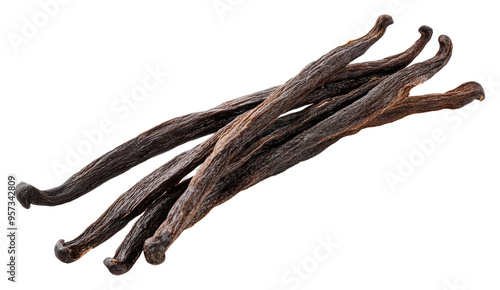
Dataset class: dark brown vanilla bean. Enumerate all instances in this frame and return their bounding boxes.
[191,83,485,224]
[104,81,484,274]
[143,34,453,264]
[225,78,385,172]
[367,81,485,127]
[104,180,190,275]
[14,15,485,276]
[53,82,374,264]
[53,16,396,263]
[54,77,381,264]
[15,22,431,210]
[143,16,394,264]
[102,78,384,274]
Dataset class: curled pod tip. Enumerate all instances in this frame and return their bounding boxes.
[15,181,39,209]
[104,257,132,275]
[143,238,167,265]
[54,239,84,263]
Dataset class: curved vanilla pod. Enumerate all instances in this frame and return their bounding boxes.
[103,180,190,275]
[103,78,384,274]
[53,15,394,263]
[367,81,485,127]
[16,19,432,210]
[104,180,190,275]
[144,15,394,264]
[143,34,453,264]
[104,81,483,274]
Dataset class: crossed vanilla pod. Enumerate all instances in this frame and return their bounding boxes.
[16,15,484,274]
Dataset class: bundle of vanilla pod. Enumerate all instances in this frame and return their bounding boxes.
[16,15,484,274]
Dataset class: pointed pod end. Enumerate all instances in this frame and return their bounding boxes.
[54,239,80,263]
[471,82,486,101]
[418,25,433,40]
[366,15,394,39]
[438,35,453,52]
[143,238,167,265]
[15,182,40,209]
[376,14,394,27]
[104,257,132,275]
[459,81,486,101]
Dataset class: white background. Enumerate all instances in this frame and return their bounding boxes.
[1,1,499,289]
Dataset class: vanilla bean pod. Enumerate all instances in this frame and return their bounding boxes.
[102,78,383,273]
[143,34,454,264]
[143,15,394,263]
[104,179,190,275]
[190,83,485,223]
[13,77,374,209]
[53,16,395,263]
[225,78,385,172]
[367,81,485,127]
[16,16,432,209]
[54,82,377,263]
[11,12,486,278]
[68,77,380,266]
[104,80,483,274]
